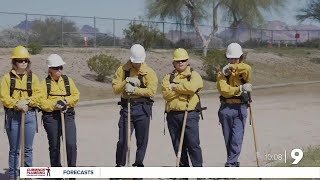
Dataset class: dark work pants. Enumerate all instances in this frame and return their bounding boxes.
[43,109,77,168]
[218,103,247,167]
[166,111,203,167]
[116,103,151,167]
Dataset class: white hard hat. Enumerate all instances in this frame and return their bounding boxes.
[130,44,146,63]
[47,54,66,67]
[226,43,243,59]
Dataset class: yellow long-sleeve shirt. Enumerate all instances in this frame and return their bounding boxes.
[0,70,42,109]
[40,75,80,112]
[112,61,158,99]
[217,62,252,103]
[162,66,203,112]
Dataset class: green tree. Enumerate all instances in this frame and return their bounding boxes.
[202,49,227,81]
[30,17,80,46]
[296,0,320,22]
[221,0,286,40]
[123,22,166,49]
[146,0,222,56]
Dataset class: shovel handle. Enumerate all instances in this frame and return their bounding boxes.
[21,111,26,168]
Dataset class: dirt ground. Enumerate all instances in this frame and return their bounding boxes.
[0,83,320,179]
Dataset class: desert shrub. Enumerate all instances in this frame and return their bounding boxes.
[123,22,167,49]
[28,42,42,54]
[174,38,194,49]
[87,54,121,82]
[202,49,226,81]
[310,58,320,64]
[242,39,268,48]
[96,33,121,46]
[298,39,320,48]
[0,28,27,46]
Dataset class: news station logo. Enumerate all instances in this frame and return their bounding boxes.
[26,167,51,177]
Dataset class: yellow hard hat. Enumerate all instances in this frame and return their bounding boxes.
[11,46,30,59]
[173,48,189,61]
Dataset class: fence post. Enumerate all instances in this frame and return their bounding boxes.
[318,31,320,48]
[237,27,239,42]
[61,16,64,47]
[260,29,263,43]
[179,22,182,41]
[113,19,116,47]
[224,27,227,47]
[25,14,28,46]
[162,22,165,49]
[94,16,97,48]
[171,24,173,44]
[295,30,298,47]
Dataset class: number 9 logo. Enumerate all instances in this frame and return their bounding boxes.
[291,148,303,165]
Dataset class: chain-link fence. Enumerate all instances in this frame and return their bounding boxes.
[0,11,320,49]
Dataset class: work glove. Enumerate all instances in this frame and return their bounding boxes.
[222,63,233,76]
[126,77,141,87]
[240,83,252,92]
[16,100,29,112]
[169,83,178,91]
[56,100,67,112]
[125,83,136,95]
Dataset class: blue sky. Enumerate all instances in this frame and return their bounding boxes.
[0,0,317,30]
[0,0,146,19]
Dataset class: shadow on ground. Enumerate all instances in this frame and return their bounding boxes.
[0,168,9,180]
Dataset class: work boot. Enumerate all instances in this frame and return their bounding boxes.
[132,163,144,167]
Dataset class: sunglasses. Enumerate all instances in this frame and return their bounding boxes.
[15,59,30,64]
[175,60,188,63]
[51,66,63,70]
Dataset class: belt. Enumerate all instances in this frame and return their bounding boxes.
[4,107,37,111]
[42,107,75,114]
[118,97,153,107]
[167,110,197,114]
[224,99,242,104]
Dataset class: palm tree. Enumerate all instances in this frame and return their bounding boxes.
[146,0,223,56]
[220,0,285,41]
[296,0,320,22]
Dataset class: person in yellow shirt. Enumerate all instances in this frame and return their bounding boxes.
[162,48,203,167]
[112,44,158,167]
[0,46,41,180]
[40,54,80,174]
[217,43,252,167]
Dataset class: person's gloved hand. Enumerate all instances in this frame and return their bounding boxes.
[169,83,178,91]
[222,63,233,76]
[126,77,141,87]
[56,100,67,111]
[16,100,29,112]
[125,83,136,95]
[240,83,252,92]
